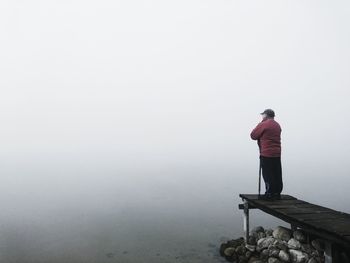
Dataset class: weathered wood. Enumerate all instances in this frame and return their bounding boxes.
[285,213,349,222]
[240,194,297,200]
[239,194,350,249]
[238,203,257,210]
[278,208,334,215]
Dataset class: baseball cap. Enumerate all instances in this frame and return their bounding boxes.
[260,109,275,118]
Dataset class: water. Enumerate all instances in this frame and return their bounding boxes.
[0,154,349,263]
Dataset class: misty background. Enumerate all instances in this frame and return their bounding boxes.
[0,1,350,262]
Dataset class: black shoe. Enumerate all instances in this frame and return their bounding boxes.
[258,193,273,200]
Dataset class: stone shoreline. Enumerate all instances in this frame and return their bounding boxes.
[219,226,349,263]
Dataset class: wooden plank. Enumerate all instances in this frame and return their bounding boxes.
[239,194,350,248]
[245,196,346,217]
[295,205,349,215]
[302,218,350,233]
[276,208,337,215]
[254,198,303,203]
[262,204,317,209]
[238,203,257,210]
[302,218,349,223]
[283,213,349,222]
[260,205,350,224]
[287,212,350,219]
[284,214,348,224]
[276,207,330,212]
[313,220,350,233]
[292,204,326,208]
[239,194,297,200]
[256,200,307,205]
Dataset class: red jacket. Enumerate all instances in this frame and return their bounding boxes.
[250,118,281,157]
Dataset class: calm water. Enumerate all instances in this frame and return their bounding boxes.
[0,156,349,263]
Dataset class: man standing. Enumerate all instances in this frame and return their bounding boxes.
[250,109,282,200]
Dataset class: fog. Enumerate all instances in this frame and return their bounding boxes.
[1,1,350,262]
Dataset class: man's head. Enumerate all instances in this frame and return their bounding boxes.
[261,109,275,120]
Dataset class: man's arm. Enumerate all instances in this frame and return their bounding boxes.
[250,122,265,140]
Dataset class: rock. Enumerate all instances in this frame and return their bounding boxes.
[235,245,246,255]
[257,237,276,251]
[257,231,267,240]
[289,249,309,263]
[274,239,289,252]
[251,226,265,239]
[220,238,243,257]
[278,250,290,262]
[238,255,248,263]
[224,250,238,262]
[248,258,263,263]
[265,228,274,237]
[269,247,281,257]
[307,258,318,263]
[261,249,270,260]
[310,250,323,259]
[246,244,256,252]
[268,257,282,263]
[311,239,325,252]
[219,243,229,256]
[248,235,257,245]
[223,247,236,257]
[245,251,252,259]
[219,227,327,263]
[300,244,313,254]
[288,238,301,250]
[228,237,245,248]
[293,230,306,243]
[273,226,292,242]
[252,226,265,234]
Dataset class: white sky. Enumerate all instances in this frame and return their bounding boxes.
[1,0,350,173]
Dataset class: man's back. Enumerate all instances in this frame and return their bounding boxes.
[250,118,281,157]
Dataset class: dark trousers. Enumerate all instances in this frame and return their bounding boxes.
[260,156,283,195]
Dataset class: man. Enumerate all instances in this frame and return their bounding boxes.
[250,109,282,200]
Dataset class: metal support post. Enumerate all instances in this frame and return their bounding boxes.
[243,200,249,242]
[325,241,333,263]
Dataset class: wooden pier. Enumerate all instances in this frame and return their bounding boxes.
[238,194,350,263]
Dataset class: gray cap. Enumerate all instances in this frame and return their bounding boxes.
[260,109,275,118]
